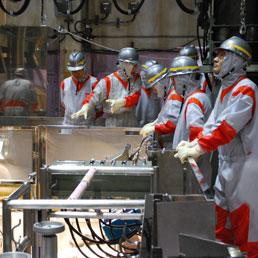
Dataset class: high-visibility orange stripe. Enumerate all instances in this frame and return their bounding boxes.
[184,97,205,121]
[169,93,183,102]
[198,120,237,152]
[232,86,256,116]
[91,79,99,90]
[154,120,176,134]
[114,71,128,89]
[125,90,141,107]
[220,76,246,102]
[189,126,203,141]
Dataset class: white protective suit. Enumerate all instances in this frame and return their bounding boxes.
[196,52,258,257]
[60,75,98,125]
[84,70,141,127]
[0,78,37,116]
[135,86,162,127]
[172,74,212,187]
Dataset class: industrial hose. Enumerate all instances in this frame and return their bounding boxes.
[0,0,30,16]
[176,0,195,14]
[53,0,85,15]
[113,0,145,15]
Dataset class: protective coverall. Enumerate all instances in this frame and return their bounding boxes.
[83,70,141,127]
[183,51,258,257]
[172,77,212,187]
[60,75,98,125]
[0,78,37,116]
[155,87,183,136]
[135,86,161,127]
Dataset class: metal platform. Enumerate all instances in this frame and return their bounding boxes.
[39,160,157,199]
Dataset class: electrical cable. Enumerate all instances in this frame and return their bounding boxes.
[40,0,44,24]
[64,217,139,245]
[53,0,85,15]
[67,220,90,258]
[75,219,106,258]
[64,18,86,44]
[112,0,145,15]
[56,26,119,52]
[176,0,195,14]
[100,219,141,228]
[98,219,122,255]
[85,219,118,258]
[0,0,30,16]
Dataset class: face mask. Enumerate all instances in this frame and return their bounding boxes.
[119,62,136,78]
[154,81,164,99]
[174,75,190,96]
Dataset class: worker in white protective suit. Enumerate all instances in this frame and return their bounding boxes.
[175,36,258,257]
[60,51,99,125]
[0,68,37,116]
[171,56,212,187]
[136,59,162,126]
[179,45,212,96]
[140,63,183,148]
[71,47,142,127]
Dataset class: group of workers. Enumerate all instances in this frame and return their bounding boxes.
[63,35,258,257]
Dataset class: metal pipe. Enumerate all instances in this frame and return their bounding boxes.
[68,167,97,200]
[2,199,12,252]
[0,180,26,184]
[7,199,145,209]
[50,211,143,220]
[6,181,31,201]
[49,165,154,175]
[92,35,198,39]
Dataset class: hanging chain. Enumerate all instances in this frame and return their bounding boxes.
[239,0,247,35]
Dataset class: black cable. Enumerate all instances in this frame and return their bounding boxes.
[40,0,44,24]
[67,219,90,258]
[53,0,85,15]
[176,0,194,14]
[100,219,141,228]
[65,18,85,44]
[98,219,121,254]
[85,219,117,258]
[112,0,144,15]
[65,217,138,244]
[100,12,109,21]
[0,0,30,16]
[100,218,140,254]
[75,219,106,258]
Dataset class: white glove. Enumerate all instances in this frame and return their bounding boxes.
[71,104,90,120]
[174,140,205,164]
[176,138,198,151]
[105,98,125,114]
[140,124,155,138]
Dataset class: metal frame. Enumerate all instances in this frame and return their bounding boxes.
[2,173,36,253]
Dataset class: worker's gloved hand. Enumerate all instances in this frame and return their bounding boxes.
[140,123,155,138]
[176,138,198,151]
[71,104,90,120]
[174,139,205,164]
[105,98,125,113]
